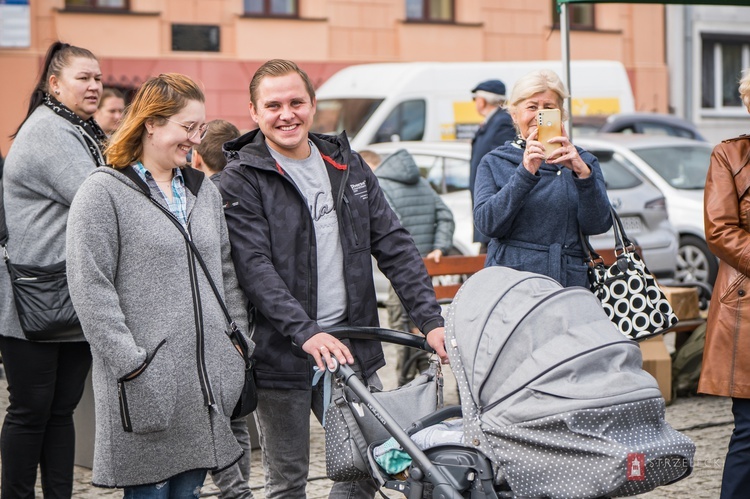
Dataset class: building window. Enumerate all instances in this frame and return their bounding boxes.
[65,0,128,9]
[701,36,750,110]
[172,24,220,52]
[406,0,454,22]
[552,1,595,29]
[244,0,298,17]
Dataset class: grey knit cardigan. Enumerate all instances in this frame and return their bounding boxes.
[66,166,249,487]
[1,106,98,341]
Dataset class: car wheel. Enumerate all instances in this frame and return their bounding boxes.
[676,235,718,286]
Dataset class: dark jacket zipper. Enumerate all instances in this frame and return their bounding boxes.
[149,199,215,406]
[341,195,360,246]
[184,217,215,406]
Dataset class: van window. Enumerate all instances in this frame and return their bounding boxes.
[374,100,426,144]
[312,98,384,137]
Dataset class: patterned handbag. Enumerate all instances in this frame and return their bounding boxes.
[582,207,678,341]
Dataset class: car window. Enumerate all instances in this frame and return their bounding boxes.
[412,154,441,180]
[590,150,643,190]
[374,100,426,143]
[637,122,697,140]
[421,155,470,194]
[312,98,383,138]
[631,145,712,189]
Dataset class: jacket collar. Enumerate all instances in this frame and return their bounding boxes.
[225,128,352,174]
[121,164,205,198]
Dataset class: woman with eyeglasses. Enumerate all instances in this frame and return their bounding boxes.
[65,73,250,497]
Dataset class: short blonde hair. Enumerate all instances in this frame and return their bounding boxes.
[249,59,315,108]
[740,68,750,113]
[507,69,569,120]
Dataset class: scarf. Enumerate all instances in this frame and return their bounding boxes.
[511,134,526,150]
[43,93,107,166]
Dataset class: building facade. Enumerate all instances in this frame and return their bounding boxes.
[666,4,750,144]
[0,0,667,156]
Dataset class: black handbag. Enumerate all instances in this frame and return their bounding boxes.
[582,207,678,341]
[3,256,81,341]
[150,198,257,419]
[1,181,80,341]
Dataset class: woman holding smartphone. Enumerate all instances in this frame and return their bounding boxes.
[473,69,611,287]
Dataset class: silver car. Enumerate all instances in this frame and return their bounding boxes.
[365,139,679,302]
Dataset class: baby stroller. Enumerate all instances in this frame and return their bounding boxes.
[325,266,695,499]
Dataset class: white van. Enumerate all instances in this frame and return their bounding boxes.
[311,60,635,151]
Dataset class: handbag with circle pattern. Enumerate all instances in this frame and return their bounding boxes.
[582,207,678,341]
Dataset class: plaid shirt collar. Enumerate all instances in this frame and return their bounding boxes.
[133,162,188,226]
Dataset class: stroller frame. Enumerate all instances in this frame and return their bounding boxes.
[327,326,500,499]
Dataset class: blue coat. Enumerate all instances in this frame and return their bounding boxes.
[470,108,516,243]
[473,143,612,288]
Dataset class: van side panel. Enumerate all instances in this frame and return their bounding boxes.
[314,61,635,151]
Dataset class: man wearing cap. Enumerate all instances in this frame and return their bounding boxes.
[470,79,516,251]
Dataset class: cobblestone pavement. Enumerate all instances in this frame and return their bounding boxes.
[0,335,734,498]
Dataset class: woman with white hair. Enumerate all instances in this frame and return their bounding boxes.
[699,68,750,499]
[473,69,611,288]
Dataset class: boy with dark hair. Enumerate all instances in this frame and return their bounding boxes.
[193,119,241,189]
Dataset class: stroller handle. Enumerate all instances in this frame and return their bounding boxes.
[326,326,435,353]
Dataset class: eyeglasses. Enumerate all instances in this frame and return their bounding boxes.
[165,118,209,141]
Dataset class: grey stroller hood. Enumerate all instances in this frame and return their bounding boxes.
[446,267,695,498]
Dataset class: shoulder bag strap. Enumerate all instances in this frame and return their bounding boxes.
[0,179,8,247]
[147,197,238,333]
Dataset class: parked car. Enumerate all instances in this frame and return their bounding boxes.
[575,134,717,285]
[365,139,680,302]
[574,113,707,142]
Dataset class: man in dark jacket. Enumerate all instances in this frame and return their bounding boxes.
[220,59,447,499]
[469,79,516,250]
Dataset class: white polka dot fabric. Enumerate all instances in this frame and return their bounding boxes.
[445,267,696,498]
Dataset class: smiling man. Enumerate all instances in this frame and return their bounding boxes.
[220,59,448,499]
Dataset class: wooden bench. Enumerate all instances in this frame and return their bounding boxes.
[423,254,486,301]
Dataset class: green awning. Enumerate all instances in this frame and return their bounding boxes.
[558,0,750,4]
[556,0,750,18]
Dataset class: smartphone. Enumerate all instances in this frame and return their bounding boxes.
[537,109,562,158]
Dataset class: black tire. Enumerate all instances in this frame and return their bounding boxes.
[677,235,718,286]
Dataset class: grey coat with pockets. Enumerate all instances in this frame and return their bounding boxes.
[66,165,249,488]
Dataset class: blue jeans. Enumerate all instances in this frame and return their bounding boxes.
[123,469,207,499]
[254,368,381,499]
[721,397,750,498]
